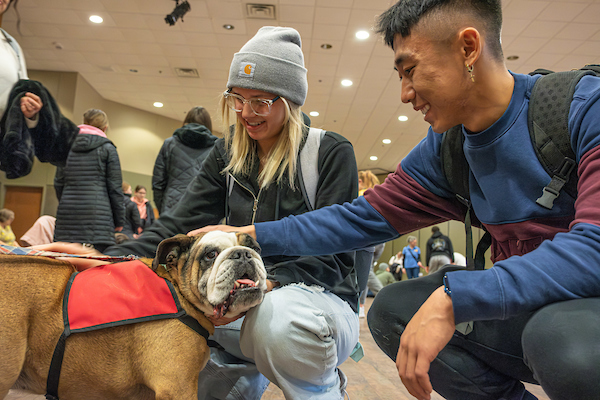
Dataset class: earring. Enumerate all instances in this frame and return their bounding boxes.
[466,63,475,83]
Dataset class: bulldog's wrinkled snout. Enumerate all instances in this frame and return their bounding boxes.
[230,248,254,261]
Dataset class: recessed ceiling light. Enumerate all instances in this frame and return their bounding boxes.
[382,139,391,144]
[153,102,164,108]
[223,24,235,30]
[89,15,103,24]
[370,156,378,161]
[355,30,369,40]
[309,111,319,117]
[341,79,353,87]
[320,43,332,50]
[506,55,519,61]
[398,115,408,121]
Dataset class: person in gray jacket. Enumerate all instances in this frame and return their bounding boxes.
[152,106,217,214]
[54,109,124,252]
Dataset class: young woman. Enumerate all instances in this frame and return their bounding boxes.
[100,26,361,400]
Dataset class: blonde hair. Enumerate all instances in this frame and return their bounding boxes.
[220,96,304,189]
[359,170,380,190]
[83,109,109,131]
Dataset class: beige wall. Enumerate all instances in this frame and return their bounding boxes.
[0,69,183,216]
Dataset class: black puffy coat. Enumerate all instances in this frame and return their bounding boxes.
[152,123,217,214]
[54,132,125,247]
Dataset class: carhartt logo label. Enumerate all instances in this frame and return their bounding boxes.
[238,62,256,78]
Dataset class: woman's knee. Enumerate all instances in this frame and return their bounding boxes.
[240,287,335,358]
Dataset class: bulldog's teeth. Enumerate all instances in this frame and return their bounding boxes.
[255,280,259,287]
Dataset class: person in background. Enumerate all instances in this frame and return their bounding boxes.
[358,170,379,196]
[357,169,384,317]
[401,236,423,279]
[375,262,396,287]
[19,215,55,246]
[197,1,600,399]
[0,208,18,246]
[53,108,124,253]
[0,0,42,132]
[425,226,454,274]
[389,250,404,281]
[131,185,155,233]
[120,181,141,240]
[152,106,218,215]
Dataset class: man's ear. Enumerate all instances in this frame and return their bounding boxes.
[458,27,481,66]
[152,234,195,271]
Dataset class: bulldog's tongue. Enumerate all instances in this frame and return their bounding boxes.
[236,278,256,286]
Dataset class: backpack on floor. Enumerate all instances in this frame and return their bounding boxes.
[441,64,600,270]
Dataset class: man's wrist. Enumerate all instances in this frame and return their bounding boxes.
[443,274,452,297]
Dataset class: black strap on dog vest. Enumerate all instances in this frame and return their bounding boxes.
[45,332,67,400]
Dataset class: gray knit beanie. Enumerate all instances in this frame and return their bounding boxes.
[227,26,308,106]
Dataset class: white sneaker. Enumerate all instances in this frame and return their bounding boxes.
[359,305,365,318]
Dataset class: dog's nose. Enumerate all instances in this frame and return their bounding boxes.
[230,249,253,261]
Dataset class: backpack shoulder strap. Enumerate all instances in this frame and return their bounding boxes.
[298,127,325,211]
[440,126,470,206]
[528,67,597,208]
[1,28,24,79]
[440,126,489,270]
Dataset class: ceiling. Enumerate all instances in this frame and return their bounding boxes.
[2,0,600,174]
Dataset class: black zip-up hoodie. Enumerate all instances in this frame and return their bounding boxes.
[105,125,361,310]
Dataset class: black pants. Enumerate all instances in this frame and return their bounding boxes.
[367,265,600,400]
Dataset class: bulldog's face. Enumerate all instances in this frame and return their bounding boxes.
[153,231,267,318]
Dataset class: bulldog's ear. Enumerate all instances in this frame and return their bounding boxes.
[235,232,261,254]
[153,234,195,271]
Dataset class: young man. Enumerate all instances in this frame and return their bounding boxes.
[203,1,600,399]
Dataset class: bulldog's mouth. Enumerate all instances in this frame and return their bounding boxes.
[212,277,261,318]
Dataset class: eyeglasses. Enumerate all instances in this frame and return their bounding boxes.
[223,91,280,116]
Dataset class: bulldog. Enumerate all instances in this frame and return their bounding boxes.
[0,231,267,400]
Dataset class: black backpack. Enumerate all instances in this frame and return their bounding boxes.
[441,64,600,270]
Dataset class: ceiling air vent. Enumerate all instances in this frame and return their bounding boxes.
[246,4,276,19]
[174,67,199,78]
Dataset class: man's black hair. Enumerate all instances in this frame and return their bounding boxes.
[375,0,503,60]
[431,226,440,233]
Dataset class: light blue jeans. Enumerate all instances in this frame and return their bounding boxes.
[197,284,360,400]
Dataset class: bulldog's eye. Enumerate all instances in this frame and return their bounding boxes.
[204,250,219,261]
